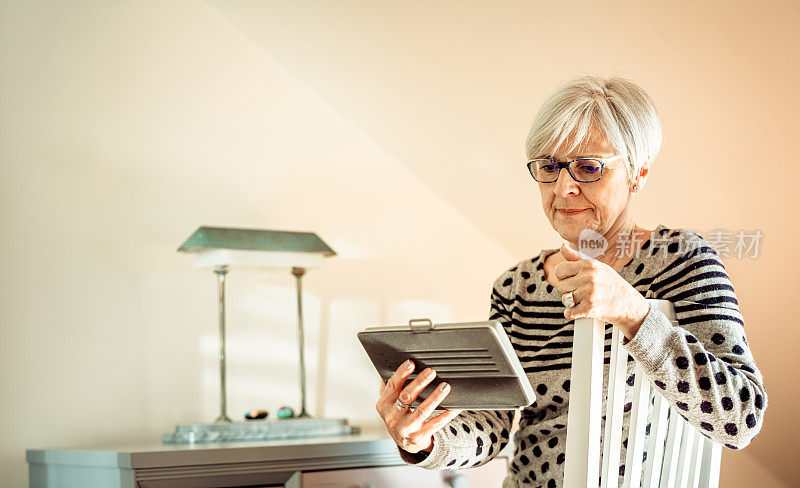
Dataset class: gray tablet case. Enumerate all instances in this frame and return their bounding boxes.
[358,318,535,410]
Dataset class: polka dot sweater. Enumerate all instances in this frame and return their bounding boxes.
[398,224,768,488]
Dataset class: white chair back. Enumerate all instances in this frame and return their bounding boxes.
[563,299,722,488]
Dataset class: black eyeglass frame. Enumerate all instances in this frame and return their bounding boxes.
[526,155,624,183]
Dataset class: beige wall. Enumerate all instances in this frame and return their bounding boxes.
[0,2,513,485]
[1,1,797,486]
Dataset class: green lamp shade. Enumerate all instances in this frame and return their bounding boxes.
[178,226,336,269]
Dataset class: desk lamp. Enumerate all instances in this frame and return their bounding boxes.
[164,226,357,443]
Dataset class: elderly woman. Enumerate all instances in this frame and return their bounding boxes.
[374,75,767,488]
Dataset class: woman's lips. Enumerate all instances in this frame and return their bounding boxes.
[558,209,587,216]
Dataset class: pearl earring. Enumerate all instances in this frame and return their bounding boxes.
[633,185,640,192]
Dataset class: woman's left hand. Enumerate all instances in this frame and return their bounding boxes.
[553,243,650,339]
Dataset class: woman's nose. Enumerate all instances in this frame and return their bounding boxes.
[553,168,581,196]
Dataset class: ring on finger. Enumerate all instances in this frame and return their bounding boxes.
[562,291,576,308]
[395,399,411,411]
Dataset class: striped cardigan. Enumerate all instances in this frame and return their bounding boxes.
[399,223,767,488]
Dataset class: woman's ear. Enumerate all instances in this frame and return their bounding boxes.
[631,160,651,191]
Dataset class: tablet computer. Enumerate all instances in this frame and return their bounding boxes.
[357,318,535,410]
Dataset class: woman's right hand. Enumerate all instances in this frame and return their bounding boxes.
[375,359,462,453]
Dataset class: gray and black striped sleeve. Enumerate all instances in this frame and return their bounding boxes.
[622,233,767,449]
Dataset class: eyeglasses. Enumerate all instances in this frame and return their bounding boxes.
[526,155,624,183]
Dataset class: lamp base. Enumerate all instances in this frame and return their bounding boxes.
[163,417,359,444]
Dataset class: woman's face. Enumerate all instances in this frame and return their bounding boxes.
[538,131,634,244]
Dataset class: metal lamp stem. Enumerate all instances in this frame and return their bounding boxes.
[292,266,311,418]
[214,265,232,423]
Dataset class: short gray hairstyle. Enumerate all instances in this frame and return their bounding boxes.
[525,75,663,183]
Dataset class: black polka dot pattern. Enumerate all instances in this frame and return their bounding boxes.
[740,387,750,402]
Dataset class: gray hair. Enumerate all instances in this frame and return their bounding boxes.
[525,75,663,184]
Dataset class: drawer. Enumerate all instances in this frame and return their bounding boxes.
[301,457,507,488]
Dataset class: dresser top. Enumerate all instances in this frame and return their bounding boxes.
[27,428,402,469]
